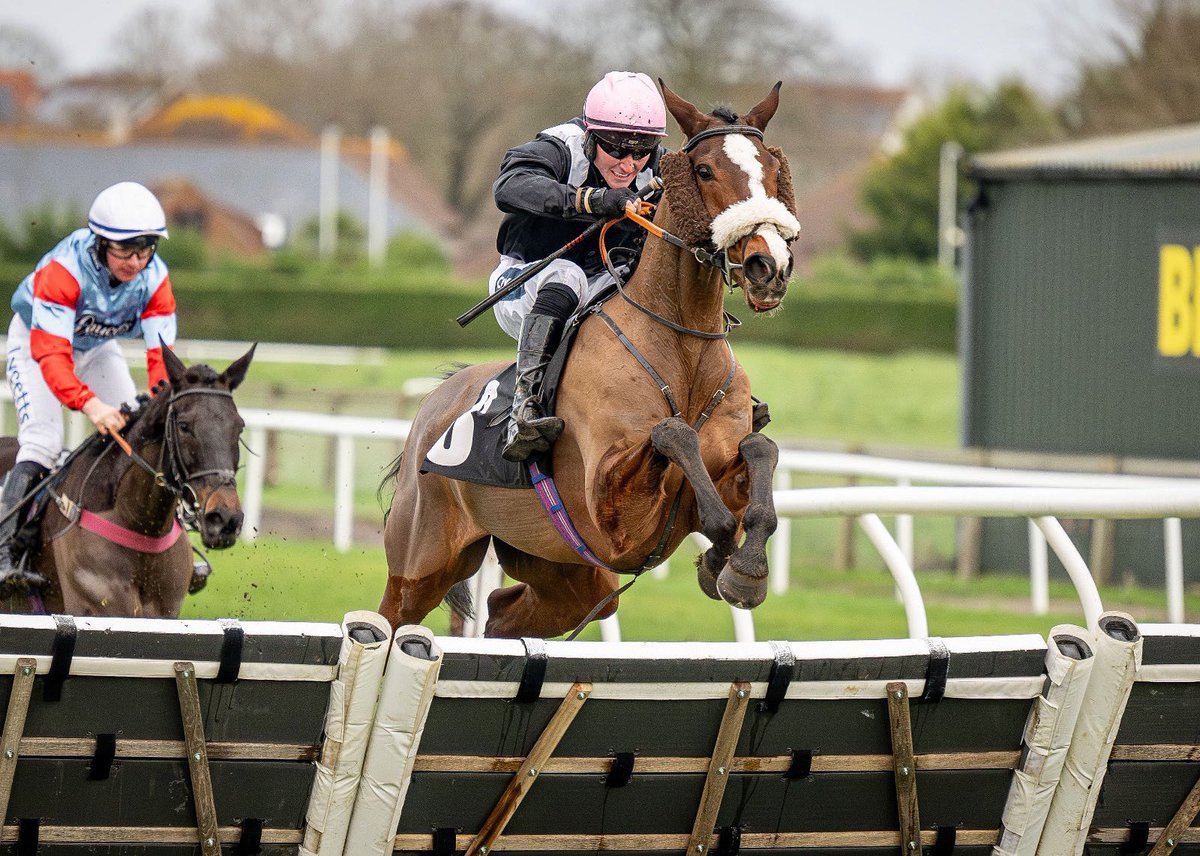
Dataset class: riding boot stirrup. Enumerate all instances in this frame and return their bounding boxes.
[503,312,566,463]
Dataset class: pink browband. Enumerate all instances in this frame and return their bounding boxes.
[78,510,184,553]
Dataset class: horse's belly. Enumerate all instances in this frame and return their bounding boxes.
[462,485,583,564]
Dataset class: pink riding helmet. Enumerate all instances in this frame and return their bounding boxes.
[583,71,668,137]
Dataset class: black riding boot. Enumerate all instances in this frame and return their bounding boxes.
[0,460,50,596]
[502,312,567,462]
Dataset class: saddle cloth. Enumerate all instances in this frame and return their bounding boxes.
[419,300,593,490]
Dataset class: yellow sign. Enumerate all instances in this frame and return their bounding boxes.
[1158,243,1200,357]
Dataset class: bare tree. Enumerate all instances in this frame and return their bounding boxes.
[109,8,194,87]
[1061,0,1200,133]
[583,0,854,104]
[0,25,63,81]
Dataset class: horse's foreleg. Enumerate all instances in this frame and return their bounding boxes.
[716,431,779,608]
[650,418,739,601]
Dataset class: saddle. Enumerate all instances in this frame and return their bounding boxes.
[419,288,612,490]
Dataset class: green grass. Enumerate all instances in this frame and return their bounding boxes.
[179,536,1198,639]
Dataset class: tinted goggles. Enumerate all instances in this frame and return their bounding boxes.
[106,236,158,261]
[595,134,657,161]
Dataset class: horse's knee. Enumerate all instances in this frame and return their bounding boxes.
[650,417,698,458]
[739,430,778,465]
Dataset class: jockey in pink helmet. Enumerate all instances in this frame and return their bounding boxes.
[490,72,668,462]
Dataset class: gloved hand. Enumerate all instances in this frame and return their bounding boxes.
[574,186,638,218]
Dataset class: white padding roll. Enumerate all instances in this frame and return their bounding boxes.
[342,624,443,856]
[301,611,393,856]
[1035,613,1142,856]
[995,625,1094,856]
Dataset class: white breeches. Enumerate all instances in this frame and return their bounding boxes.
[6,315,138,469]
[488,256,615,340]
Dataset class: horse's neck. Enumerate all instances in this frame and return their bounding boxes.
[624,197,728,339]
[113,439,178,534]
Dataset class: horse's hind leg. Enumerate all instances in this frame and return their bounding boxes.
[380,474,491,629]
[487,541,621,638]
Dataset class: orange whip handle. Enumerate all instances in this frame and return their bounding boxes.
[110,429,133,457]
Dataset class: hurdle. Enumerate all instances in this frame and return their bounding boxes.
[4,610,1200,854]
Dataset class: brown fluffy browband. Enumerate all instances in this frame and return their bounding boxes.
[660,145,799,249]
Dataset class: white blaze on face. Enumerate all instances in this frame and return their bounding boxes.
[707,133,799,275]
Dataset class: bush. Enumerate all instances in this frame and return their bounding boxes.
[292,210,368,264]
[0,204,86,265]
[387,230,449,272]
[158,227,208,271]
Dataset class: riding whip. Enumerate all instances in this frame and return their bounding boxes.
[454,178,662,328]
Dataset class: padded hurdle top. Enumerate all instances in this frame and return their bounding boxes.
[381,634,1049,856]
[0,614,344,855]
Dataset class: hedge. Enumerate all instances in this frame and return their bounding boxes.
[0,262,957,353]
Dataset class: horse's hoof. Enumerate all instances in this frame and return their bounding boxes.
[695,553,721,600]
[715,566,767,610]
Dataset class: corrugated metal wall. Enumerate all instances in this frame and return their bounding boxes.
[963,174,1200,584]
[965,176,1200,458]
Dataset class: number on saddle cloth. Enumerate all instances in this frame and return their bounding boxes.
[420,309,589,490]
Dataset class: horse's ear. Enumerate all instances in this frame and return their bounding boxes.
[742,81,782,133]
[160,338,186,388]
[219,343,256,392]
[659,78,708,141]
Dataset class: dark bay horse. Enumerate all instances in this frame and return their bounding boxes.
[382,82,799,637]
[0,344,254,617]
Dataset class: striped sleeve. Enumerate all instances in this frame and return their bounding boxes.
[29,261,94,410]
[141,273,178,390]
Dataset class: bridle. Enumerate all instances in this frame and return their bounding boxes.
[600,123,794,339]
[53,385,239,534]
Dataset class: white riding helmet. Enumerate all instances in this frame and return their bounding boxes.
[88,182,169,241]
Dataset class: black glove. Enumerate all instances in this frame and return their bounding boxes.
[573,186,638,218]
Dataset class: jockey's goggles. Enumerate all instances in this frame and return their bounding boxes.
[595,132,658,161]
[107,236,158,261]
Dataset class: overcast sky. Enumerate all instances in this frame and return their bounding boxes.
[3,0,1125,94]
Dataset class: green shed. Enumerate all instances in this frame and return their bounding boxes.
[963,124,1200,584]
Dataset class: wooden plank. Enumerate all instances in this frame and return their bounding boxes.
[463,682,591,856]
[1148,769,1200,856]
[0,825,303,844]
[174,662,220,856]
[412,749,1021,774]
[1111,744,1200,762]
[17,737,319,761]
[1092,829,1200,846]
[686,681,752,855]
[394,828,1003,851]
[887,681,921,856]
[0,658,36,824]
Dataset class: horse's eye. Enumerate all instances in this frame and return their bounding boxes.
[695,164,714,181]
[178,422,192,435]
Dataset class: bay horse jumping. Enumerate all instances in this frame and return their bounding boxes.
[382,82,799,638]
[0,344,254,617]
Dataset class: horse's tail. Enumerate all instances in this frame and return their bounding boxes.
[445,579,475,622]
[378,450,405,507]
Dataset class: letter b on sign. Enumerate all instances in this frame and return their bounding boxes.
[1158,244,1200,358]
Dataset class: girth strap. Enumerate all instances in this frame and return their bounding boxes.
[77,509,185,554]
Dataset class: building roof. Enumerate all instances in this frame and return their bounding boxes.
[972,122,1200,179]
[0,139,424,242]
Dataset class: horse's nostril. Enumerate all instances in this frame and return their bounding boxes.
[745,253,777,283]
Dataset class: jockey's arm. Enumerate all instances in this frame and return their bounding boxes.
[493,139,586,220]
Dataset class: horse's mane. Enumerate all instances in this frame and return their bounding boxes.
[64,364,226,509]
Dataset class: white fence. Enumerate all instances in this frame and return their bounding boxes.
[1,385,1197,640]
